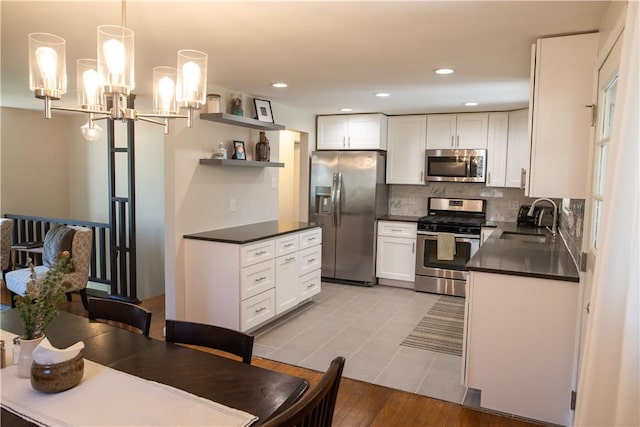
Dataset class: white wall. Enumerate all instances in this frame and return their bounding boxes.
[1,108,72,218]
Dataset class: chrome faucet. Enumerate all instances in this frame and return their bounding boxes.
[528,198,558,238]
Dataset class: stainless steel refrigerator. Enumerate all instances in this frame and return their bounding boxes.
[310,151,388,285]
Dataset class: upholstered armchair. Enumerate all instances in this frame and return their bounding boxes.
[1,218,13,278]
[6,225,92,310]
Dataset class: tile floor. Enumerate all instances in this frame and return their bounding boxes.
[253,282,468,404]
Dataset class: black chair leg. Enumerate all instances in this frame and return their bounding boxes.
[79,289,89,311]
[10,291,17,308]
[66,293,72,302]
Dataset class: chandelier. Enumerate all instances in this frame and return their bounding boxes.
[28,16,207,141]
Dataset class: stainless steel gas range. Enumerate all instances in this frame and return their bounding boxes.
[415,197,486,297]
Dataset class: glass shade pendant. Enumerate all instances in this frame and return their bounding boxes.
[176,49,207,108]
[97,25,134,95]
[80,119,104,141]
[28,33,67,100]
[153,66,178,115]
[77,59,103,110]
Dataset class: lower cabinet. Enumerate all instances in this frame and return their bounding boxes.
[184,227,322,332]
[464,271,579,425]
[376,221,417,284]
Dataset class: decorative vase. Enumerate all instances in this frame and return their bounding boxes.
[255,131,271,162]
[17,336,44,378]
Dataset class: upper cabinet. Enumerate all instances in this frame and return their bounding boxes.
[426,113,489,150]
[528,33,598,198]
[485,112,509,187]
[317,114,388,150]
[485,110,530,188]
[386,115,427,184]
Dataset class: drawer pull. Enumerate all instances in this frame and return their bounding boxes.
[285,257,296,262]
[307,236,316,241]
[308,258,316,263]
[254,306,266,314]
[284,243,294,247]
[255,276,267,282]
[307,283,316,289]
[254,250,266,256]
[391,228,403,232]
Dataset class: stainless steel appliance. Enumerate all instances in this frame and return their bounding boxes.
[517,204,556,228]
[310,151,388,285]
[415,197,486,297]
[425,149,486,183]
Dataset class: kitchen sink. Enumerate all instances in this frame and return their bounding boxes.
[500,232,548,243]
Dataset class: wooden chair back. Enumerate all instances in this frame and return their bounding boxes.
[261,356,345,427]
[164,320,254,364]
[88,297,152,337]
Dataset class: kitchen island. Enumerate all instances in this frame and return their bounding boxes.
[463,225,580,426]
[183,221,322,332]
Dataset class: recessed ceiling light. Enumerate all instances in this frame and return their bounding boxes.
[375,93,390,97]
[340,108,353,112]
[463,102,479,106]
[434,68,455,75]
[271,82,288,88]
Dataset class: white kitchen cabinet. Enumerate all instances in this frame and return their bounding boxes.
[506,109,530,188]
[426,113,488,150]
[485,113,509,187]
[528,33,598,198]
[317,114,388,150]
[386,115,427,184]
[376,221,417,283]
[184,227,322,332]
[464,271,579,426]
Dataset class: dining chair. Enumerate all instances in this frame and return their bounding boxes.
[164,319,254,364]
[261,356,345,427]
[88,297,153,337]
[0,218,13,280]
[6,225,92,310]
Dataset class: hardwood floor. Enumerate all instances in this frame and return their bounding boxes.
[1,287,544,427]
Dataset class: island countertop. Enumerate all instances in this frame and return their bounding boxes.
[183,220,320,245]
[467,224,579,283]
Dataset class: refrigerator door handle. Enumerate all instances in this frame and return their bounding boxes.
[335,172,343,227]
[331,172,338,228]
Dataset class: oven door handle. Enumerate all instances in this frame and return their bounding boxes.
[417,233,479,243]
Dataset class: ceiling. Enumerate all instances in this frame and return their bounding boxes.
[1,1,610,116]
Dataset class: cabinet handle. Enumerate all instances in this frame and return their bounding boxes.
[348,136,351,148]
[343,136,346,149]
[456,135,460,148]
[308,258,316,263]
[307,236,316,241]
[254,306,266,314]
[255,276,267,282]
[285,257,296,263]
[412,242,415,254]
[420,171,423,182]
[487,171,491,183]
[307,283,316,289]
[255,250,266,256]
[391,228,403,232]
[520,168,527,189]
[284,243,294,247]
[451,135,455,147]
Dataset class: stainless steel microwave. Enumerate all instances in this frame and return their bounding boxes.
[425,149,486,183]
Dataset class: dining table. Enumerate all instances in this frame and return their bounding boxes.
[0,309,309,426]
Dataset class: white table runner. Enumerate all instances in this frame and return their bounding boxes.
[0,330,258,427]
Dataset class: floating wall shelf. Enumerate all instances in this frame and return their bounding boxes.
[199,159,285,168]
[200,113,285,131]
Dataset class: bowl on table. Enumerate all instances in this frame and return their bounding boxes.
[31,354,84,393]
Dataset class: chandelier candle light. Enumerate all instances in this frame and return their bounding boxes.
[28,25,207,139]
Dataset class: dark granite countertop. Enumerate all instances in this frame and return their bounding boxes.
[378,215,421,223]
[184,221,320,244]
[467,224,579,283]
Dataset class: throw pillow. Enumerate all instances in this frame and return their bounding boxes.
[42,225,76,268]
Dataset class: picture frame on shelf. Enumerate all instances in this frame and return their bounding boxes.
[254,98,274,123]
[232,140,247,160]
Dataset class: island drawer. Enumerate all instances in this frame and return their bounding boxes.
[241,239,275,267]
[240,259,275,300]
[240,288,275,332]
[299,228,322,250]
[299,245,322,276]
[275,234,299,257]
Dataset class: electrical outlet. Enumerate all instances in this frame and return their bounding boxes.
[230,199,236,211]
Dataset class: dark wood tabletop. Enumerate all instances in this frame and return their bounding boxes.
[0,310,308,426]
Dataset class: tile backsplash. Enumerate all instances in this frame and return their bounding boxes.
[559,198,585,262]
[389,183,539,221]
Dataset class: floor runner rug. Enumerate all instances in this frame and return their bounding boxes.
[400,295,465,356]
